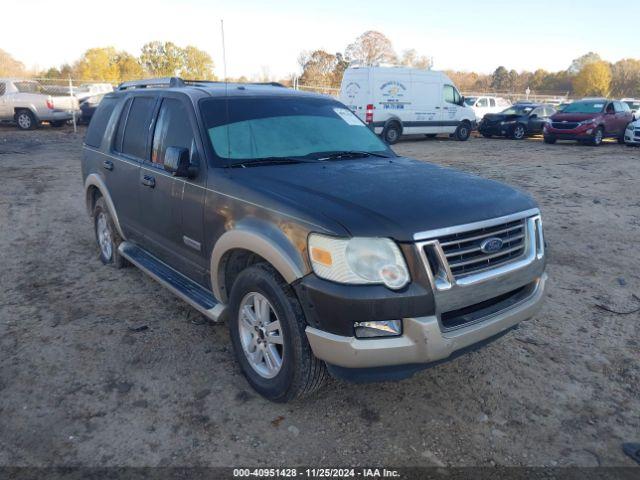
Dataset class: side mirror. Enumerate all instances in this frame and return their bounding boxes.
[164,146,196,178]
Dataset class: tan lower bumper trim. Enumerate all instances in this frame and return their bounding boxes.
[305,274,547,368]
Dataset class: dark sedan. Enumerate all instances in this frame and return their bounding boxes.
[478,103,556,139]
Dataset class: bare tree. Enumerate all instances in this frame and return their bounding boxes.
[399,49,431,69]
[345,31,397,66]
[0,48,26,77]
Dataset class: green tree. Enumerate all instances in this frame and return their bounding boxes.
[573,61,612,97]
[569,52,602,74]
[182,46,216,80]
[490,66,509,91]
[139,41,184,77]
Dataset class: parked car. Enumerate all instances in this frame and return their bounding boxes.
[0,79,80,129]
[543,99,633,146]
[82,77,547,402]
[80,94,106,124]
[464,95,511,122]
[478,103,556,139]
[623,117,640,146]
[621,98,640,117]
[339,66,476,144]
[74,83,113,103]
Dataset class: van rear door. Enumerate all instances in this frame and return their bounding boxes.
[339,69,370,121]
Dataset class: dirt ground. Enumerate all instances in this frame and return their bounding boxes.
[0,124,639,468]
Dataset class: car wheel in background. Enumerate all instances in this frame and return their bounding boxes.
[50,121,66,128]
[591,127,604,146]
[93,197,126,268]
[228,263,327,402]
[511,124,526,140]
[543,135,556,144]
[15,110,38,130]
[382,122,401,144]
[454,121,471,141]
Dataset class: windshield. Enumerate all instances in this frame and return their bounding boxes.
[463,97,477,106]
[500,105,534,115]
[561,101,605,114]
[199,96,391,164]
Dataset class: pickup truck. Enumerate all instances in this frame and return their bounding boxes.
[0,79,80,130]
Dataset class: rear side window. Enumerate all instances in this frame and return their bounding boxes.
[84,97,118,148]
[151,98,194,165]
[489,98,496,107]
[0,83,5,96]
[120,96,156,160]
[477,98,489,107]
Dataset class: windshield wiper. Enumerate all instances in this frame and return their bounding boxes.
[230,156,317,168]
[315,151,391,161]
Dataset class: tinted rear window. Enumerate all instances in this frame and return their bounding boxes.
[84,97,118,148]
[121,96,156,160]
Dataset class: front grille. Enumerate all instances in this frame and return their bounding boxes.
[436,219,527,278]
[551,122,579,130]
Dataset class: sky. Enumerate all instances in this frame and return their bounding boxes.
[2,0,637,80]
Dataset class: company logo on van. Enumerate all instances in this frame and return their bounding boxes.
[380,81,409,109]
[344,82,361,100]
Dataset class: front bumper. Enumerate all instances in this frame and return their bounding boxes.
[478,123,516,136]
[625,130,640,144]
[544,125,595,141]
[306,273,546,369]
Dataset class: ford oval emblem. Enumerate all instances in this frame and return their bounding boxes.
[480,237,504,254]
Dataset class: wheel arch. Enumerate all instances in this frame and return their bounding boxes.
[83,173,125,239]
[210,219,307,304]
[383,116,403,133]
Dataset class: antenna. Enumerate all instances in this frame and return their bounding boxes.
[221,19,232,167]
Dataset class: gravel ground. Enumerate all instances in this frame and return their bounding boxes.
[0,124,638,468]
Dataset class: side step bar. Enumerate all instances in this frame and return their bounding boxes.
[118,242,226,322]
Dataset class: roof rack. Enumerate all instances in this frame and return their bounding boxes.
[117,77,286,91]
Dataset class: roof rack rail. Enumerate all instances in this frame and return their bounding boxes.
[117,77,185,90]
[117,77,287,91]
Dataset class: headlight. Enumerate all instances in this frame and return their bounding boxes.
[578,118,596,126]
[308,234,409,290]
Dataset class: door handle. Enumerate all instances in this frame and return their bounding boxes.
[435,106,441,109]
[141,175,155,188]
[102,160,113,171]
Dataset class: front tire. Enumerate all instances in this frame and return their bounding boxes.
[591,127,604,146]
[228,263,327,402]
[511,124,526,140]
[454,121,471,141]
[93,197,126,268]
[15,110,38,130]
[382,122,401,145]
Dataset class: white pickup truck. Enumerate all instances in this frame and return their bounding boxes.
[0,79,80,130]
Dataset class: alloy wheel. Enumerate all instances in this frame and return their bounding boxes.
[96,213,113,260]
[238,292,284,379]
[17,113,31,129]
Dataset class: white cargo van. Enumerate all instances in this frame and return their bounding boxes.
[339,66,476,144]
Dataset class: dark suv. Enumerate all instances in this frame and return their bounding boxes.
[544,99,632,145]
[82,78,547,402]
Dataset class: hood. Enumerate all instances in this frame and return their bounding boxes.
[230,157,538,242]
[551,112,600,122]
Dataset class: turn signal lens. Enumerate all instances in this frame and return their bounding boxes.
[310,247,332,266]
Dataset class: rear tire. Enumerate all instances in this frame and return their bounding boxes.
[382,122,401,145]
[543,135,556,144]
[93,197,126,268]
[15,110,38,130]
[228,263,327,402]
[454,121,471,141]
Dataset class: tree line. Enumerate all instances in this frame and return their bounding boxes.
[0,42,216,83]
[2,34,639,97]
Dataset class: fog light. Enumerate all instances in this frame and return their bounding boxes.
[354,320,402,338]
